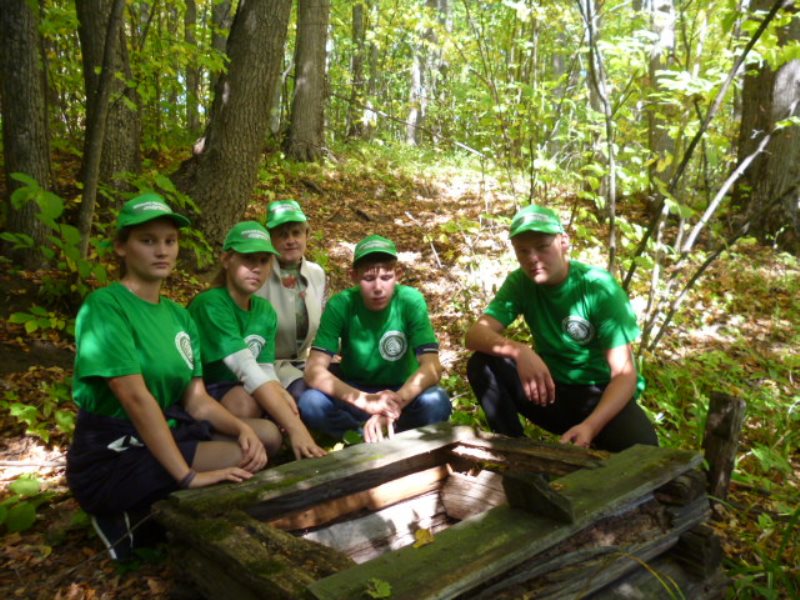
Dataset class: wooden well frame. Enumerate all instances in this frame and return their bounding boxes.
[155,424,725,599]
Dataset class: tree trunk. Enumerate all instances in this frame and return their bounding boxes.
[405,0,439,146]
[209,0,233,97]
[173,0,293,249]
[0,0,51,266]
[646,0,677,189]
[345,2,366,139]
[75,0,141,191]
[185,0,201,135]
[735,0,800,250]
[76,0,126,259]
[285,0,331,162]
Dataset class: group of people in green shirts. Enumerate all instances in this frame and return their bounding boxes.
[66,193,657,561]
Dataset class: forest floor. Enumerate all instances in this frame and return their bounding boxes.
[1,150,798,598]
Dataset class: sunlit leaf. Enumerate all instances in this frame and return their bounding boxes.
[9,477,41,498]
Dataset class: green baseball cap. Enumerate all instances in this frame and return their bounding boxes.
[266,199,307,229]
[223,221,279,255]
[509,204,564,237]
[116,192,191,230]
[353,234,398,263]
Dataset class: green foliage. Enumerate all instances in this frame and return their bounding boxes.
[364,577,392,599]
[724,504,800,599]
[0,475,55,534]
[8,306,72,336]
[1,377,75,444]
[6,173,111,306]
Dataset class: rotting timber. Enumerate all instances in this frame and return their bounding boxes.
[154,423,727,599]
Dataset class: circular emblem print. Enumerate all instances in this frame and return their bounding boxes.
[245,334,266,359]
[562,316,595,345]
[379,331,407,361]
[175,332,194,369]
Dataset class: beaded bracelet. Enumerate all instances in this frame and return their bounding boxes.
[178,469,197,489]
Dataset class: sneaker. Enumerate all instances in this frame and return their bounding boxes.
[91,512,134,562]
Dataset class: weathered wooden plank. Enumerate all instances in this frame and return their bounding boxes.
[309,505,562,600]
[671,524,724,579]
[153,504,353,599]
[555,445,703,523]
[502,472,575,523]
[450,434,605,477]
[303,491,447,564]
[166,423,475,516]
[590,554,728,600]
[441,469,506,520]
[473,535,680,599]
[703,392,746,501]
[268,465,448,530]
[656,468,707,505]
[308,445,702,600]
[471,495,716,599]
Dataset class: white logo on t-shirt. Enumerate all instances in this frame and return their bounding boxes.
[175,331,194,369]
[562,316,595,345]
[379,331,407,361]
[245,334,266,358]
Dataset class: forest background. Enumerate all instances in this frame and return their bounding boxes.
[0,0,798,597]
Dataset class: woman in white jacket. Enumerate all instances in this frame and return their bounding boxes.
[256,200,326,401]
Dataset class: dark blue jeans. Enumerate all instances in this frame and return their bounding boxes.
[466,352,658,452]
[298,379,451,440]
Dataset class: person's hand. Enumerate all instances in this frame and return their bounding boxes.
[363,414,395,443]
[516,346,555,406]
[560,422,594,448]
[287,428,327,459]
[362,390,402,419]
[189,467,254,488]
[237,426,268,472]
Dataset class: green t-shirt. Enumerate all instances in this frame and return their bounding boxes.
[312,285,439,387]
[188,286,277,384]
[485,261,644,394]
[72,282,202,419]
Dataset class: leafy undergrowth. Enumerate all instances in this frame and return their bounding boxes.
[1,144,798,598]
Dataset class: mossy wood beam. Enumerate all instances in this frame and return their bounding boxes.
[167,423,475,516]
[309,445,702,600]
[155,505,354,599]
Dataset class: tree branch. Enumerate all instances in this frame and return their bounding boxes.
[623,0,788,290]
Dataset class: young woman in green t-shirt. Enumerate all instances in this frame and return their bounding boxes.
[189,221,326,461]
[67,195,273,562]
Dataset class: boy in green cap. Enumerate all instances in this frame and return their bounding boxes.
[465,205,658,452]
[299,235,451,443]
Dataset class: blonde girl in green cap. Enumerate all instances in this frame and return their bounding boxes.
[67,194,272,562]
[255,199,327,402]
[190,221,326,461]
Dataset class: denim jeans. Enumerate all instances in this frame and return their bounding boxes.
[298,382,452,440]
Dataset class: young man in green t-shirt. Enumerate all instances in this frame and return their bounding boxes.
[465,205,658,452]
[299,235,451,443]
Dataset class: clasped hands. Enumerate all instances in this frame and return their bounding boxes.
[360,389,403,443]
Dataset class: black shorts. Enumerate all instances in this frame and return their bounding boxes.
[66,405,213,515]
[205,380,239,401]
